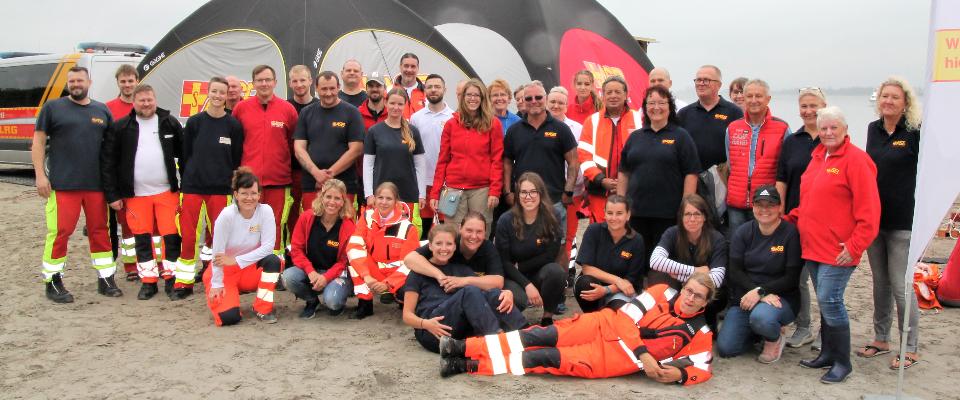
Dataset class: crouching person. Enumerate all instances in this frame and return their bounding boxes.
[284,179,357,319]
[403,224,527,353]
[439,272,716,386]
[203,168,282,325]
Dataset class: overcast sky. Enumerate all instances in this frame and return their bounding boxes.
[2,0,931,93]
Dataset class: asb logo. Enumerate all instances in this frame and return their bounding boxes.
[326,240,339,248]
[770,245,785,253]
[892,140,907,147]
[271,121,286,128]
[620,251,633,259]
[662,139,675,145]
[331,121,347,128]
[826,167,840,175]
[714,113,728,121]
[544,131,558,138]
[180,79,255,118]
[90,117,106,126]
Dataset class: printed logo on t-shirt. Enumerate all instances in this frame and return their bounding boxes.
[770,245,785,253]
[219,137,232,145]
[661,139,675,145]
[270,120,286,128]
[544,131,558,138]
[91,117,106,126]
[713,113,728,121]
[331,121,346,128]
[536,238,543,246]
[826,167,840,175]
[326,240,339,248]
[249,224,260,233]
[891,140,907,148]
[620,250,633,259]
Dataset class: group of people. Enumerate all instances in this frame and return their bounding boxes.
[33,53,931,387]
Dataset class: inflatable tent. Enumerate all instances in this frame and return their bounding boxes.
[139,0,654,122]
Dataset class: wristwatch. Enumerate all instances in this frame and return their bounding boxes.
[754,286,766,297]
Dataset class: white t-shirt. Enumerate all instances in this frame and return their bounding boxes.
[409,104,454,184]
[133,115,170,196]
[210,203,276,288]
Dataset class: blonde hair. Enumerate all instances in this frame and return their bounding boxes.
[311,179,354,220]
[488,79,512,98]
[458,78,495,132]
[385,88,416,152]
[685,271,717,302]
[876,76,922,131]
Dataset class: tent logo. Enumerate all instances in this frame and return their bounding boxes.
[582,61,625,90]
[180,79,255,118]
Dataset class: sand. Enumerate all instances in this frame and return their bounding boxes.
[1,180,957,400]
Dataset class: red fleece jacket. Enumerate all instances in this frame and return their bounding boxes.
[289,211,356,281]
[429,115,504,199]
[786,136,880,266]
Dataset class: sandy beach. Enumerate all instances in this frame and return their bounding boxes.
[1,180,957,400]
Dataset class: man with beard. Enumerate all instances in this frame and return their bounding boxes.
[33,66,121,303]
[101,85,184,300]
[293,71,365,211]
[396,53,426,118]
[410,74,454,236]
[338,59,367,108]
[287,65,318,257]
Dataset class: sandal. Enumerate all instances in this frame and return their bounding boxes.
[856,344,891,358]
[890,355,922,370]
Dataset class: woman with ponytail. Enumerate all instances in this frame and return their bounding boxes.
[363,87,427,236]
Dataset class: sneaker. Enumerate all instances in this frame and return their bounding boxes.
[787,327,815,348]
[299,301,319,320]
[257,311,278,324]
[758,335,786,364]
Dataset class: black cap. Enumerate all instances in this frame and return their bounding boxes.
[753,184,781,204]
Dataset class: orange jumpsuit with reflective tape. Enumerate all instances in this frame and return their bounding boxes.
[346,203,420,300]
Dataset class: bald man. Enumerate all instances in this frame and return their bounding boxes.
[648,67,688,109]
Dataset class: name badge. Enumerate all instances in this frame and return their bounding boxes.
[219,137,232,145]
[249,224,260,233]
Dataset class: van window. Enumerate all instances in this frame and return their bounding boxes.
[0,63,64,108]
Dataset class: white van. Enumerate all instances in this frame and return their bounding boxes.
[0,43,145,165]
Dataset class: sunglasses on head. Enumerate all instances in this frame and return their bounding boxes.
[524,95,544,102]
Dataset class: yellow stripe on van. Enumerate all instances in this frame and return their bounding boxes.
[39,54,81,107]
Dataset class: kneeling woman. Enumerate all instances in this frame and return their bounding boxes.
[574,195,647,313]
[403,224,527,353]
[284,179,357,319]
[496,172,566,326]
[204,168,283,325]
[439,273,716,386]
[346,182,421,319]
[716,185,802,363]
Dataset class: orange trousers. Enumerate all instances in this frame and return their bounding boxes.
[351,261,410,301]
[202,255,281,326]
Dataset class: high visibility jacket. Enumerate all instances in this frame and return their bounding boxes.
[394,75,426,119]
[725,108,788,208]
[346,203,419,279]
[577,107,642,190]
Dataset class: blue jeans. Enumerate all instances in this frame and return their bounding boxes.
[726,207,754,236]
[716,302,796,357]
[415,286,528,353]
[808,262,855,328]
[282,266,353,311]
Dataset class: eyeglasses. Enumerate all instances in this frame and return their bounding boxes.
[464,93,482,99]
[682,211,704,219]
[693,78,718,85]
[519,190,539,198]
[682,287,707,302]
[524,95,544,102]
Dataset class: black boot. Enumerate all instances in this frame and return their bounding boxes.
[169,286,194,301]
[137,282,159,300]
[820,324,853,384]
[46,273,74,303]
[380,292,396,304]
[800,324,833,369]
[163,278,175,296]
[440,357,479,377]
[97,274,123,297]
[439,336,466,358]
[349,299,374,319]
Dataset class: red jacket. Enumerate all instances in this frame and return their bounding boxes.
[289,211,356,281]
[232,95,299,186]
[726,108,788,208]
[358,99,387,130]
[346,202,419,279]
[429,115,504,199]
[395,75,426,119]
[566,93,599,126]
[786,136,880,266]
